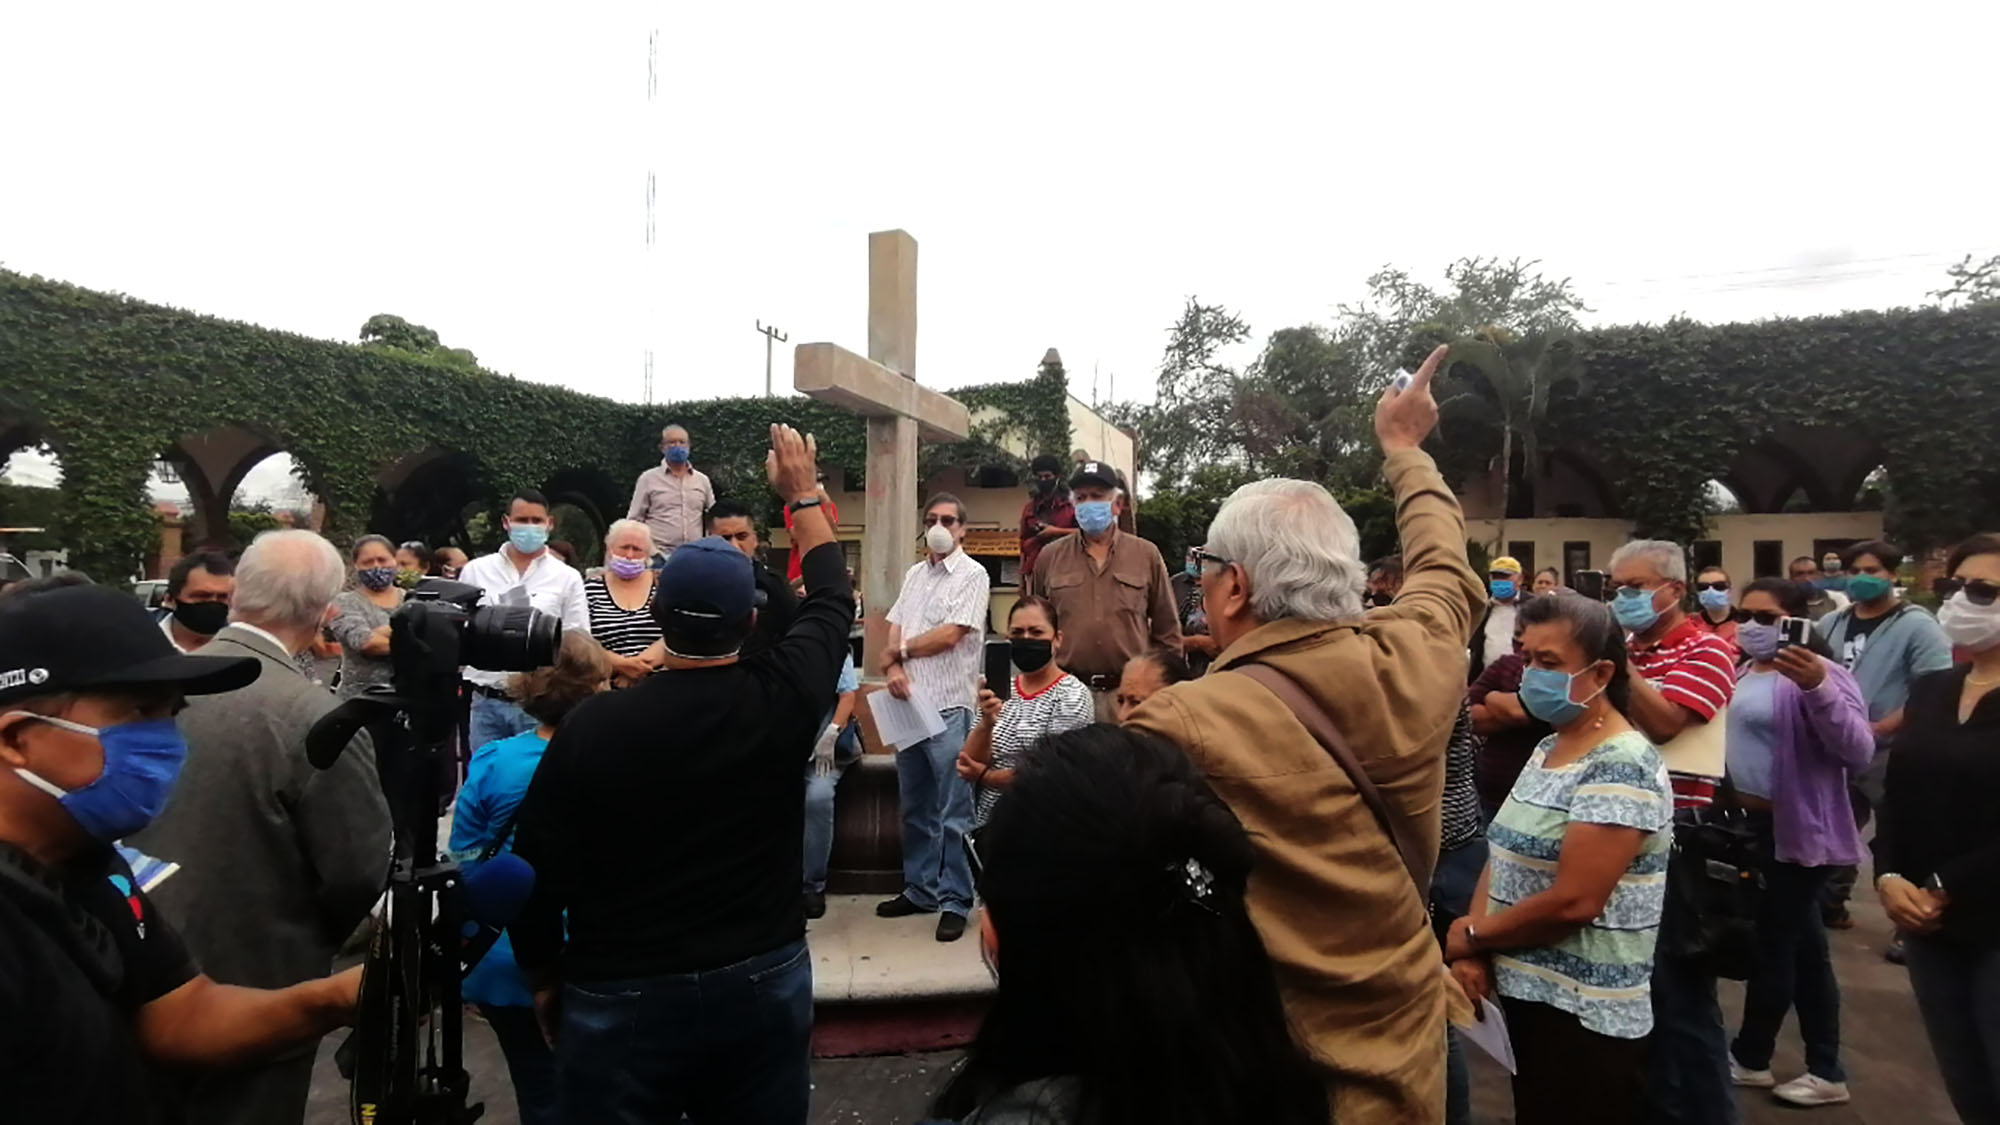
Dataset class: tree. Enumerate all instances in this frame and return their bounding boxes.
[1120,299,1251,489]
[1933,253,2000,308]
[1337,257,1589,378]
[1436,329,1585,550]
[1231,325,1377,490]
[359,314,478,370]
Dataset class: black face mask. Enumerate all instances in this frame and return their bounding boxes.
[1009,637,1054,673]
[172,600,229,637]
[1033,478,1057,496]
[1368,591,1393,608]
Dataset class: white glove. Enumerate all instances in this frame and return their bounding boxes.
[812,724,840,777]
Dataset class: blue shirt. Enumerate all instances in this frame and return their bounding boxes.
[448,729,551,1009]
[1816,604,1953,731]
[1726,670,1782,799]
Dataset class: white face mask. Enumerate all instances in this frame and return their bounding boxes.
[1939,592,2000,652]
[925,523,956,557]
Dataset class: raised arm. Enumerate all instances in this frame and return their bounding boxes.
[1367,345,1484,642]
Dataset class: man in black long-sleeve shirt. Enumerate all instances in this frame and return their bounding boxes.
[510,424,847,1125]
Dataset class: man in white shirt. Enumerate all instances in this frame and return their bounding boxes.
[458,489,591,750]
[876,492,990,942]
[627,424,716,559]
[159,550,235,653]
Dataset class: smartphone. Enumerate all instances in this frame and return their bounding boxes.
[1777,617,1812,649]
[1573,570,1609,602]
[984,640,1014,701]
[1390,369,1413,393]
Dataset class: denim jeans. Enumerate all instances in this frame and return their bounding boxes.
[1648,946,1739,1125]
[895,706,974,915]
[479,1005,558,1125]
[555,939,813,1124]
[469,694,535,753]
[802,723,861,894]
[1731,853,1844,1082]
[1429,836,1489,1125]
[1903,934,2000,1123]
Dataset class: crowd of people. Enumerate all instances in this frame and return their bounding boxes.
[5,357,2000,1124]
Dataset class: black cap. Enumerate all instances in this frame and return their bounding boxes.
[1029,454,1063,476]
[0,585,261,707]
[1069,461,1122,491]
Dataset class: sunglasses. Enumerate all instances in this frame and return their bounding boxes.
[1935,577,2000,606]
[1745,610,1788,626]
[1695,581,1731,593]
[923,514,961,528]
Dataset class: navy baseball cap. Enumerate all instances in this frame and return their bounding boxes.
[0,585,260,707]
[655,537,759,626]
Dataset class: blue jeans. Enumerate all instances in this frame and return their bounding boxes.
[555,939,813,1124]
[479,1005,557,1125]
[895,706,974,915]
[1648,947,1739,1125]
[1731,859,1844,1082]
[1904,934,2000,1123]
[1429,836,1489,1125]
[802,723,861,894]
[470,694,534,753]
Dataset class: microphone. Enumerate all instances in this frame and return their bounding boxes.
[459,854,535,976]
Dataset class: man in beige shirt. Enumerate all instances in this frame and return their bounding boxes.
[1034,461,1180,721]
[627,423,715,558]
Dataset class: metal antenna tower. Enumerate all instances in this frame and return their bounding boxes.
[642,27,659,405]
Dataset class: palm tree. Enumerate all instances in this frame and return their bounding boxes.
[1438,329,1586,551]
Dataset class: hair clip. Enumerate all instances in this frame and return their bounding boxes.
[1172,857,1219,914]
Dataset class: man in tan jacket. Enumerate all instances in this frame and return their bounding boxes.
[1125,345,1483,1124]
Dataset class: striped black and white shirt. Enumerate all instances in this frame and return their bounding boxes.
[974,673,1095,825]
[585,576,661,658]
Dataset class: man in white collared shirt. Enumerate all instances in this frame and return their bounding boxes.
[458,489,591,750]
[876,492,990,942]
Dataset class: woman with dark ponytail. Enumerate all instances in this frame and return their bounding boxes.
[927,726,1327,1125]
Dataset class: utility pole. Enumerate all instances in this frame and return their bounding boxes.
[756,320,789,396]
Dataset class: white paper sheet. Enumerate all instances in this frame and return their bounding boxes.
[1455,996,1518,1075]
[866,688,948,750]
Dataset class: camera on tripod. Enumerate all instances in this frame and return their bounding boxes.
[307,576,562,1124]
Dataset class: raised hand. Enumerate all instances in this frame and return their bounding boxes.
[1375,344,1448,454]
[765,424,821,502]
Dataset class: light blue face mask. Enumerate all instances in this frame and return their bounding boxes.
[1612,586,1663,632]
[1075,501,1115,536]
[1490,579,1517,601]
[1697,587,1731,612]
[1518,664,1606,727]
[508,523,550,554]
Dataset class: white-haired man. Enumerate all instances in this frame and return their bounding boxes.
[1033,460,1181,721]
[1125,346,1484,1125]
[628,423,715,559]
[130,529,390,1125]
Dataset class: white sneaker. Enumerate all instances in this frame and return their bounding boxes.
[1773,1074,1851,1106]
[1730,1057,1776,1088]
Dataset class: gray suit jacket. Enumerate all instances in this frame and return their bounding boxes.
[130,624,389,990]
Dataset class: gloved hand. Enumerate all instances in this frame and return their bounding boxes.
[812,724,840,777]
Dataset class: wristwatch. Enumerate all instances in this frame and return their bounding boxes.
[787,496,823,514]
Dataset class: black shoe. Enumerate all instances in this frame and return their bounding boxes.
[876,894,933,918]
[936,912,968,942]
[803,891,826,920]
[1885,936,1907,965]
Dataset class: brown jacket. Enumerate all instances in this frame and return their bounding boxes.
[1124,449,1483,1125]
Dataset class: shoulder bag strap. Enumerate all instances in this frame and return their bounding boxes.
[1231,663,1430,898]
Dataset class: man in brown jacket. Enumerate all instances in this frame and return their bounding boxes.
[1125,345,1483,1124]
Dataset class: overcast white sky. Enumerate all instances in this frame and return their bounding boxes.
[4,0,1996,458]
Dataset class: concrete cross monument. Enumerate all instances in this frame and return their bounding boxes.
[794,230,972,672]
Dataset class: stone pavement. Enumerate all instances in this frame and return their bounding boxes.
[308,862,1960,1124]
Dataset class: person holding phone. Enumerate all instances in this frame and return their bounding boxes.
[957,597,1095,827]
[1723,579,1874,1108]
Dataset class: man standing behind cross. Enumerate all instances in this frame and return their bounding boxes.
[628,424,715,559]
[1034,461,1181,722]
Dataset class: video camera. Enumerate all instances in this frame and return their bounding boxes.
[307,577,560,1125]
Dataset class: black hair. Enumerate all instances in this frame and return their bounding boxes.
[706,498,756,528]
[1946,532,2000,577]
[1008,595,1059,632]
[1132,647,1195,687]
[1739,578,1839,661]
[924,491,967,523]
[1368,555,1404,583]
[1534,566,1562,584]
[1030,454,1063,476]
[509,488,550,514]
[1517,592,1633,713]
[1843,539,1900,573]
[934,727,1326,1125]
[349,534,395,561]
[1788,556,1820,573]
[398,540,434,571]
[167,550,235,598]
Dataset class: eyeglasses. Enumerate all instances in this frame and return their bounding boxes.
[1192,548,1232,571]
[1935,577,2000,606]
[1695,581,1731,593]
[923,514,960,528]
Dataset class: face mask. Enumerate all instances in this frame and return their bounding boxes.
[1847,574,1893,603]
[395,568,424,589]
[9,715,189,842]
[171,600,229,637]
[1075,501,1115,536]
[925,523,956,556]
[607,555,649,580]
[508,523,550,554]
[357,566,397,591]
[1519,664,1606,727]
[1009,637,1054,673]
[664,446,691,465]
[1369,591,1393,608]
[1034,478,1056,496]
[1939,592,2000,652]
[1738,621,1781,663]
[1612,586,1663,632]
[1697,587,1731,612]
[1185,560,1200,578]
[1490,579,1517,601]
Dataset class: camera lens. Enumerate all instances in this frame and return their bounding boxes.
[460,605,561,671]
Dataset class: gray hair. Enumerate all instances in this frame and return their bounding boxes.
[232,530,345,632]
[605,518,651,548]
[1609,539,1688,584]
[661,424,688,441]
[1204,479,1366,622]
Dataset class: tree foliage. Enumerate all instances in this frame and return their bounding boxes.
[1933,252,2000,308]
[1436,329,1586,547]
[360,313,479,370]
[1339,257,1589,377]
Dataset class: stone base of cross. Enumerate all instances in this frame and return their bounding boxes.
[794,230,971,675]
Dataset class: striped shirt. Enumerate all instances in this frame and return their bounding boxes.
[973,673,1095,825]
[1488,730,1673,1039]
[1628,616,1738,808]
[887,549,989,713]
[1441,698,1486,851]
[585,575,661,658]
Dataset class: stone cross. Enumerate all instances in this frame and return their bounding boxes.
[794,230,971,672]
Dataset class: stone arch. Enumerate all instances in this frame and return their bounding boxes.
[1540,450,1621,519]
[161,425,325,548]
[369,449,496,550]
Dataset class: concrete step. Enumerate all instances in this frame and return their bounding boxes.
[807,894,993,1057]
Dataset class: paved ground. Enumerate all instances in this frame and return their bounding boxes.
[307,866,1959,1124]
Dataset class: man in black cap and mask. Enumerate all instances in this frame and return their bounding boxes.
[0,584,365,1123]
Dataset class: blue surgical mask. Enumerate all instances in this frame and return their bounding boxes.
[1847,574,1893,603]
[1612,586,1663,632]
[508,523,550,554]
[1697,587,1731,612]
[1185,560,1199,577]
[1518,664,1606,727]
[1738,621,1781,663]
[1490,579,1517,601]
[664,446,691,465]
[1075,501,1116,536]
[9,715,189,841]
